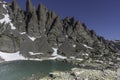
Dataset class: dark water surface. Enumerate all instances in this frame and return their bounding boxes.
[0,60,75,80]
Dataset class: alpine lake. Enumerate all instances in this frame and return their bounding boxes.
[0,60,76,80]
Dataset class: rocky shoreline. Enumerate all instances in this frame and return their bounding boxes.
[0,56,119,70]
[53,56,120,71]
[24,68,120,80]
[0,56,120,80]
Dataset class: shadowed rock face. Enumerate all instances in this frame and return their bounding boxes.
[0,0,120,65]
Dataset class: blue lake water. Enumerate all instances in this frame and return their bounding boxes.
[0,60,75,80]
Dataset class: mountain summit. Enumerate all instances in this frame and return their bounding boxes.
[0,0,120,68]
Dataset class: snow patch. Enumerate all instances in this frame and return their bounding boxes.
[3,4,7,10]
[0,51,26,61]
[51,48,58,56]
[76,58,83,61]
[0,14,16,30]
[20,32,26,35]
[94,60,103,63]
[85,78,88,80]
[0,14,10,23]
[50,48,67,59]
[49,55,67,60]
[117,57,120,61]
[29,52,43,55]
[44,29,46,32]
[0,49,67,62]
[82,53,89,56]
[70,56,75,59]
[27,35,36,41]
[73,44,76,47]
[9,22,16,30]
[28,58,43,61]
[83,44,93,49]
[0,3,16,30]
[65,35,68,38]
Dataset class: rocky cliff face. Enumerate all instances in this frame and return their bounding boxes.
[0,0,120,67]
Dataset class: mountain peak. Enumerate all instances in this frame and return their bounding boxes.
[11,0,21,11]
[26,0,34,12]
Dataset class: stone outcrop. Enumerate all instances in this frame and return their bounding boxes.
[0,34,19,53]
[37,3,47,34]
[26,0,39,37]
[9,0,26,32]
[34,36,53,54]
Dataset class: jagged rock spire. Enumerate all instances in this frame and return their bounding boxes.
[37,3,47,34]
[26,0,33,12]
[31,6,37,21]
[25,0,39,36]
[38,3,47,20]
[11,0,21,12]
[25,0,37,21]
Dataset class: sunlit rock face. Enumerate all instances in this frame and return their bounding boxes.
[0,0,119,67]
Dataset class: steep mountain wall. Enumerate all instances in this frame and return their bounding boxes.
[0,0,119,68]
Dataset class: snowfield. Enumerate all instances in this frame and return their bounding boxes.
[0,48,67,62]
[0,51,27,61]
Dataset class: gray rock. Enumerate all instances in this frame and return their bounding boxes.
[0,56,4,63]
[0,34,19,53]
[0,14,4,19]
[26,0,33,13]
[25,0,40,37]
[37,3,47,34]
[11,0,21,13]
[7,0,26,32]
[0,1,7,14]
[19,35,34,56]
[47,17,64,47]
[34,35,53,54]
[58,40,75,56]
[45,11,57,34]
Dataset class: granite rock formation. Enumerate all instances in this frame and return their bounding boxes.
[0,0,120,68]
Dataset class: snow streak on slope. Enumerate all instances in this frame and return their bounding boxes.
[83,44,93,49]
[29,52,43,55]
[27,35,36,41]
[0,2,16,30]
[50,48,67,59]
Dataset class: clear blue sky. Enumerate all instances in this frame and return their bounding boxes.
[4,0,120,40]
